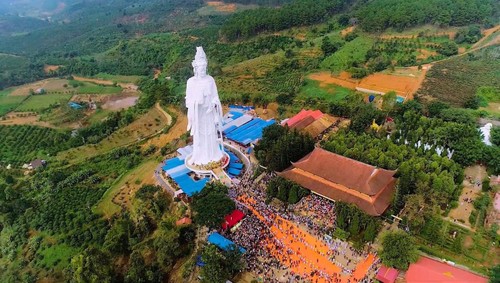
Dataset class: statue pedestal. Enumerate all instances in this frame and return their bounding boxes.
[184,152,230,176]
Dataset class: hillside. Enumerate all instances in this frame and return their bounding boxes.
[0,0,499,282]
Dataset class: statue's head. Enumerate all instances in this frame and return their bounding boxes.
[192,46,207,78]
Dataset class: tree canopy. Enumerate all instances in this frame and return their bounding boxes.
[191,182,236,229]
[357,0,496,32]
[255,124,314,172]
[379,231,419,270]
[201,244,244,283]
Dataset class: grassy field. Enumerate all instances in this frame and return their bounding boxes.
[94,158,159,218]
[38,243,79,270]
[0,88,13,96]
[87,109,113,123]
[320,35,375,73]
[75,82,122,94]
[92,73,143,83]
[0,95,27,116]
[57,107,170,163]
[297,78,354,103]
[16,94,73,112]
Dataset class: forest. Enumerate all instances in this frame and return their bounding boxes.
[221,0,349,40]
[0,144,197,282]
[356,0,497,32]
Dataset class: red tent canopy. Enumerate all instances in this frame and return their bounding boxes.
[221,209,245,229]
[406,257,487,283]
[376,265,398,283]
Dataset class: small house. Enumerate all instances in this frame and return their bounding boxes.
[29,159,47,170]
[35,88,46,94]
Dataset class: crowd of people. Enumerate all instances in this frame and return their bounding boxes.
[220,168,381,282]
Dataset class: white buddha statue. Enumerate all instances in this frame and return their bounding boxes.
[185,47,224,166]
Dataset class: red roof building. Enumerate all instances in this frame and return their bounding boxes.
[278,148,397,216]
[376,265,399,283]
[221,209,245,230]
[285,109,324,128]
[406,257,487,283]
[284,109,338,137]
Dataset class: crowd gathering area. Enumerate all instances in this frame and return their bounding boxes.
[159,105,489,282]
[228,171,379,283]
[157,105,385,282]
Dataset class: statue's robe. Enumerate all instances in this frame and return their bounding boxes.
[185,75,224,165]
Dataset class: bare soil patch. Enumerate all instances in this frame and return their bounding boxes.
[72,75,139,91]
[43,65,61,73]
[310,66,429,100]
[112,159,158,211]
[0,111,55,128]
[117,13,149,25]
[417,49,438,59]
[206,1,237,12]
[481,102,500,115]
[472,25,500,49]
[142,108,187,149]
[359,72,419,98]
[255,106,277,120]
[153,68,161,79]
[340,26,355,37]
[448,165,488,226]
[308,72,358,89]
[102,96,139,110]
[9,79,69,96]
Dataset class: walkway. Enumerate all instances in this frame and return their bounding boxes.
[237,194,376,283]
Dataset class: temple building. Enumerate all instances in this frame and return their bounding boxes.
[282,109,339,138]
[278,148,397,216]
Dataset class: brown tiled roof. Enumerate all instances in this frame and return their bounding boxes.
[291,115,316,131]
[302,115,337,137]
[278,148,397,216]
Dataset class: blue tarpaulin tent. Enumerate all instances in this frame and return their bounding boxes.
[196,255,206,267]
[68,102,83,109]
[207,232,246,253]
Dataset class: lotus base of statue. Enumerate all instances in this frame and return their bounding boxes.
[184,151,230,175]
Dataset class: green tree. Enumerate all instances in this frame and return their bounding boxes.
[382,91,397,112]
[350,104,383,133]
[427,101,449,117]
[103,217,131,254]
[201,245,230,283]
[379,231,418,270]
[437,41,458,56]
[70,247,114,283]
[154,226,181,269]
[321,37,342,57]
[490,264,500,283]
[255,124,314,172]
[349,213,360,235]
[363,220,378,242]
[125,250,163,283]
[491,127,500,147]
[192,183,235,229]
